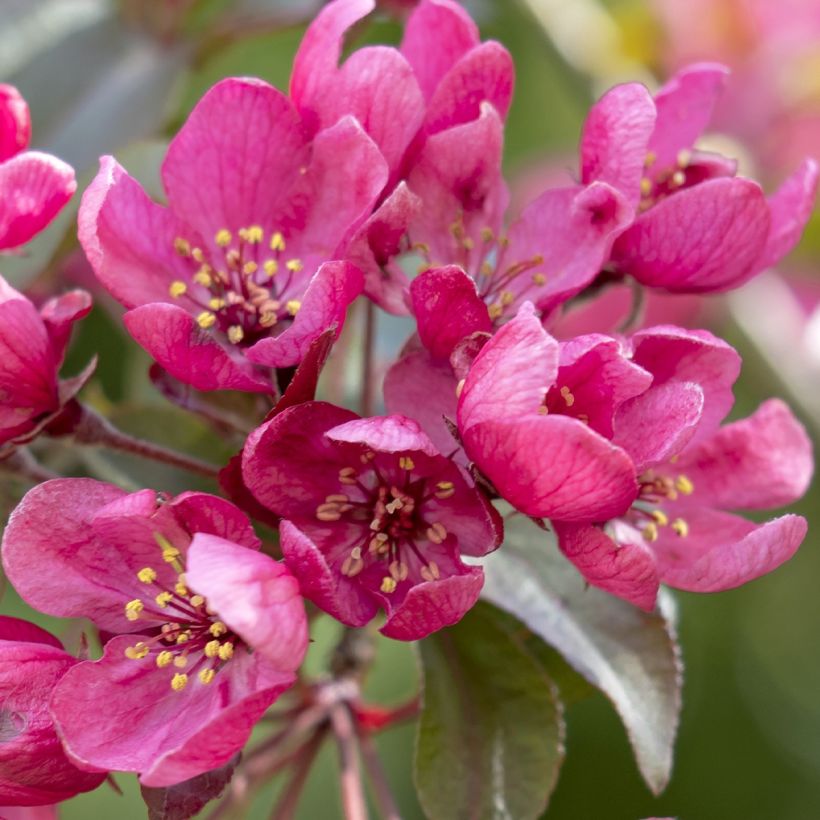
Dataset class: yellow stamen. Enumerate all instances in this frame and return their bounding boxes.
[488,303,503,320]
[675,475,694,495]
[263,259,279,278]
[671,170,685,187]
[642,522,659,543]
[125,599,144,621]
[155,591,173,608]
[174,580,188,596]
[532,272,547,286]
[455,378,465,398]
[380,577,398,594]
[672,518,689,537]
[194,268,213,287]
[197,311,216,329]
[398,456,415,471]
[500,290,515,307]
[480,226,494,243]
[176,630,191,644]
[205,640,220,658]
[339,466,357,484]
[677,149,691,168]
[137,567,157,584]
[227,325,245,344]
[651,510,669,526]
[426,522,447,544]
[190,595,205,608]
[435,480,455,499]
[640,177,652,197]
[285,258,303,272]
[285,300,301,316]
[171,673,188,691]
[270,231,285,251]
[218,642,234,661]
[560,385,575,407]
[199,669,216,685]
[208,297,226,311]
[644,151,656,167]
[191,247,205,263]
[169,280,187,298]
[420,561,441,582]
[215,229,232,247]
[125,642,149,660]
[174,237,191,256]
[173,654,188,669]
[243,261,258,275]
[209,621,228,637]
[156,651,173,668]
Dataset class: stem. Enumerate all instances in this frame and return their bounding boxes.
[617,278,647,334]
[359,732,401,820]
[361,300,376,418]
[70,403,221,479]
[269,729,327,820]
[331,704,369,820]
[0,448,59,483]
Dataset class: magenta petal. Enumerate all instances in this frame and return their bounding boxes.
[760,158,819,270]
[380,567,484,640]
[246,261,363,369]
[423,41,514,136]
[649,63,729,171]
[279,520,378,627]
[613,381,704,472]
[401,0,479,101]
[613,177,770,292]
[327,414,439,455]
[124,304,273,393]
[554,522,659,610]
[630,325,741,441]
[39,290,92,364]
[504,182,634,314]
[0,152,75,250]
[168,491,261,551]
[670,399,813,511]
[580,81,656,204]
[162,78,307,241]
[78,156,199,308]
[186,534,307,671]
[50,636,294,788]
[383,348,461,459]
[411,266,491,358]
[0,84,30,160]
[653,508,806,593]
[458,304,558,429]
[463,416,638,521]
[0,616,62,648]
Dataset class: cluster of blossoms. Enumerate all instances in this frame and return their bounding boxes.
[0,0,815,812]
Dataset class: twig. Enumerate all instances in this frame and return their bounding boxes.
[617,277,647,334]
[331,704,369,820]
[0,448,59,483]
[361,300,376,417]
[359,732,402,820]
[269,729,327,820]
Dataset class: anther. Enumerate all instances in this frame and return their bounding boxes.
[155,591,173,608]
[218,642,234,661]
[209,622,227,637]
[173,655,188,669]
[156,651,173,668]
[500,290,515,307]
[675,475,694,495]
[176,631,191,644]
[194,268,213,287]
[420,561,441,582]
[671,518,689,537]
[208,297,226,311]
[642,522,659,543]
[171,673,188,691]
[199,669,216,685]
[192,247,205,263]
[640,177,652,197]
[339,467,357,484]
[435,481,455,499]
[205,640,220,658]
[426,522,447,544]
[488,303,503,320]
[369,533,389,553]
[389,560,409,582]
[246,225,264,243]
[398,456,415,471]
[174,578,188,596]
[380,577,398,594]
[676,149,691,168]
[190,595,205,608]
[125,642,150,660]
[285,300,301,316]
[644,151,656,167]
[286,259,303,272]
[263,259,279,278]
[480,226,494,243]
[651,510,669,526]
[532,273,547,286]
[560,385,575,407]
[174,237,191,256]
[671,170,685,187]
[270,232,285,251]
[455,379,465,398]
[137,567,157,584]
[243,261,258,275]
[326,494,350,504]
[215,229,232,247]
[169,281,187,298]
[125,599,144,621]
[227,325,245,345]
[197,311,216,329]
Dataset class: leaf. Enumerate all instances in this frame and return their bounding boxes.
[415,601,565,820]
[481,515,682,794]
[139,753,240,820]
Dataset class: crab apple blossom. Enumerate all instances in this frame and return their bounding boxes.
[0,84,76,251]
[0,616,106,806]
[79,76,387,393]
[242,402,502,640]
[0,276,91,453]
[555,399,812,611]
[581,63,819,292]
[1,480,308,787]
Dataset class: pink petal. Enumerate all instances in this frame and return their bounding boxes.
[242,402,359,519]
[649,63,729,172]
[245,261,363,369]
[669,399,813,511]
[410,266,491,358]
[463,415,638,521]
[168,491,261,551]
[0,616,62,649]
[162,78,308,243]
[580,81,656,204]
[653,508,806,593]
[612,381,704,472]
[279,520,378,627]
[630,325,741,441]
[124,303,274,393]
[50,636,294,788]
[0,152,75,250]
[504,182,634,315]
[327,414,439,456]
[78,156,200,308]
[39,290,92,365]
[401,0,479,101]
[291,0,424,174]
[458,303,558,430]
[760,158,819,270]
[0,84,30,160]
[380,567,484,640]
[383,347,462,458]
[186,534,307,671]
[612,177,770,292]
[423,41,514,137]
[554,522,659,610]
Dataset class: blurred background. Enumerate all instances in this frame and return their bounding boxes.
[1,0,819,817]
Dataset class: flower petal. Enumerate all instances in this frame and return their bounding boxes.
[0,84,30,160]
[39,290,92,365]
[326,414,439,456]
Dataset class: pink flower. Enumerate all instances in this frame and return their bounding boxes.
[556,399,812,610]
[0,84,76,250]
[242,402,502,640]
[455,304,645,522]
[1,480,308,787]
[78,77,387,393]
[581,63,818,292]
[0,616,106,806]
[0,275,91,452]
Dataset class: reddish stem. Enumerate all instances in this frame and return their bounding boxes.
[331,704,369,820]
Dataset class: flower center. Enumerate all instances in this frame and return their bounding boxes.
[619,471,695,542]
[638,149,696,213]
[315,453,455,593]
[168,226,306,346]
[122,534,237,691]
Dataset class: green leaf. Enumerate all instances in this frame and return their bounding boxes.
[481,515,682,795]
[415,601,565,820]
